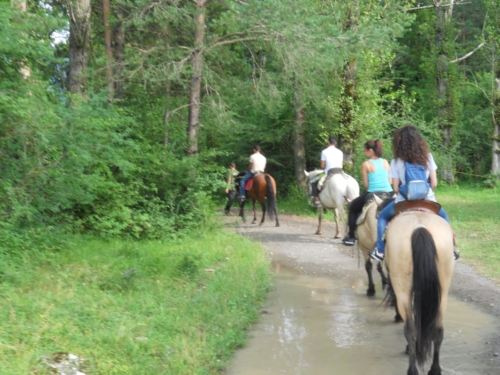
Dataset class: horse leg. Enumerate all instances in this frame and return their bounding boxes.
[365,259,376,297]
[239,200,246,223]
[252,200,257,224]
[259,200,266,226]
[274,200,280,227]
[376,262,389,291]
[404,318,419,375]
[428,316,444,375]
[316,207,323,235]
[333,208,341,238]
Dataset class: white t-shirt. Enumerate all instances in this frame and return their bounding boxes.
[250,153,266,173]
[321,146,343,173]
[390,154,437,203]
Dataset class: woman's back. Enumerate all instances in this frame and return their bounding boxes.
[367,158,392,193]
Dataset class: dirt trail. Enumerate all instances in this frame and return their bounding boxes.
[228,212,500,366]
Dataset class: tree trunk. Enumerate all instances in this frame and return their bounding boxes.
[492,77,500,176]
[102,0,114,101]
[435,0,455,183]
[69,0,91,94]
[339,57,358,170]
[113,3,125,100]
[293,91,307,191]
[338,3,359,171]
[187,0,208,156]
[11,0,26,11]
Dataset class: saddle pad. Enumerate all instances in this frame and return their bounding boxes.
[245,177,254,190]
[356,199,375,225]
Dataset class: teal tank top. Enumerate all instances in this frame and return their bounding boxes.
[367,158,392,193]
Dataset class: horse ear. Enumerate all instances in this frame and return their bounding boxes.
[373,195,383,206]
[304,170,309,177]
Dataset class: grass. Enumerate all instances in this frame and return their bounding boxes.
[0,227,272,374]
[437,184,500,281]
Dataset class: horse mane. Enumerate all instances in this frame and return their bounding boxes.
[376,196,395,215]
[306,169,324,181]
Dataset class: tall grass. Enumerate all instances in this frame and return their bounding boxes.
[0,228,271,374]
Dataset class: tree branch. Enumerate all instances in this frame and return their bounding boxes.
[405,1,470,12]
[208,37,263,50]
[211,31,266,45]
[450,42,486,63]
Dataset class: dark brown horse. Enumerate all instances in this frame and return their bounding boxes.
[239,173,279,227]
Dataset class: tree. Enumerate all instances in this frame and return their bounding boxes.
[68,0,91,94]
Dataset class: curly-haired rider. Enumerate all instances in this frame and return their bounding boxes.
[369,125,458,261]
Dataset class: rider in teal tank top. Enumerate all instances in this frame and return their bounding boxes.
[367,158,392,193]
[342,140,393,246]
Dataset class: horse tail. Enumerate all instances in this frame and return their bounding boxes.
[411,226,441,366]
[265,175,276,220]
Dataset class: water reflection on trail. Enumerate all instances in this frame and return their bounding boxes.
[225,266,500,375]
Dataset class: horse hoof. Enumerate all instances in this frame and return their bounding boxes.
[366,288,375,297]
[395,314,403,323]
[276,224,280,227]
[315,231,321,235]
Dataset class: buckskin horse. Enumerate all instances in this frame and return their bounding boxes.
[239,173,279,227]
[375,197,455,375]
[352,194,391,297]
[304,170,359,238]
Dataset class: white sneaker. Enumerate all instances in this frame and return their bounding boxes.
[369,245,385,261]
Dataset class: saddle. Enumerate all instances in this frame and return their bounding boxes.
[356,192,394,225]
[394,200,441,215]
[245,171,264,190]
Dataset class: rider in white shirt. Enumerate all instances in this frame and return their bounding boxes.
[313,135,343,206]
[239,145,267,200]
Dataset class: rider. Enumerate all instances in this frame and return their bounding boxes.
[312,135,343,207]
[342,139,393,246]
[239,145,266,201]
[369,124,459,261]
[224,162,239,215]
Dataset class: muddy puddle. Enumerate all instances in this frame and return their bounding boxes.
[225,266,500,375]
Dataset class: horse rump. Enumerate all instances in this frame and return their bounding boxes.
[411,226,441,366]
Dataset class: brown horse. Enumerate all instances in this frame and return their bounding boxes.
[379,198,455,375]
[239,173,279,227]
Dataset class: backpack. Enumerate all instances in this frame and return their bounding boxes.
[399,162,430,200]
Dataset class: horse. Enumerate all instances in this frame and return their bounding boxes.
[376,197,455,375]
[239,173,279,227]
[353,195,391,297]
[304,170,359,238]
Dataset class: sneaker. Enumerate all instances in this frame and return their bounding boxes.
[239,196,246,202]
[454,249,460,260]
[369,245,385,261]
[342,237,356,246]
[314,200,322,207]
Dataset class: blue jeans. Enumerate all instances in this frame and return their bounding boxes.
[240,171,254,197]
[376,201,451,253]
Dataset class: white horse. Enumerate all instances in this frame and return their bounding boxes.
[304,170,360,238]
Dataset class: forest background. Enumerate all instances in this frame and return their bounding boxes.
[1,0,499,240]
